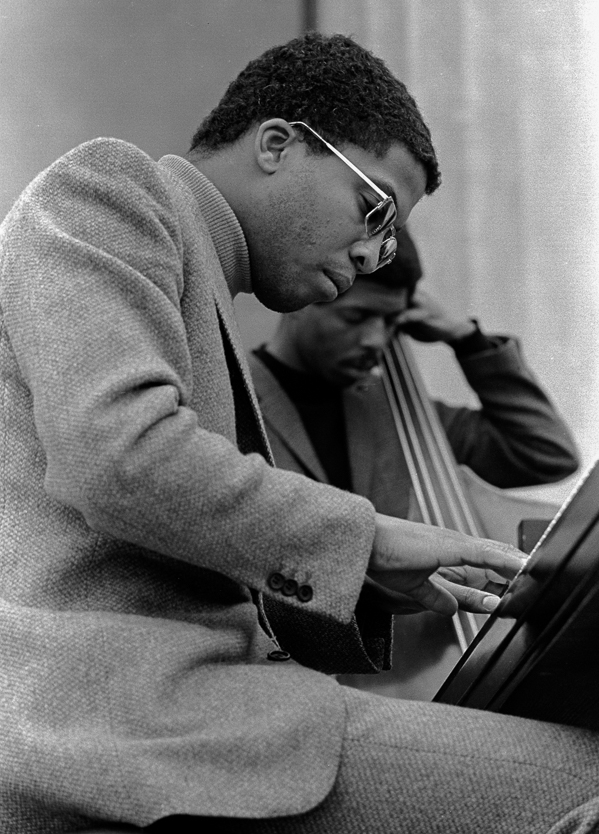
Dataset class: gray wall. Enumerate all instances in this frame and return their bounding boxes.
[0,0,302,218]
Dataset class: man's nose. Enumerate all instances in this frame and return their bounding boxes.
[359,318,388,349]
[349,235,382,274]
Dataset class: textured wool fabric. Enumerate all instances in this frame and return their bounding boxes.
[0,138,384,831]
[90,687,599,834]
[102,687,599,834]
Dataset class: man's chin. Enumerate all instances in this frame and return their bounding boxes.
[252,271,339,313]
[253,284,312,314]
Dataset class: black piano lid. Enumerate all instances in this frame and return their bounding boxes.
[435,459,599,731]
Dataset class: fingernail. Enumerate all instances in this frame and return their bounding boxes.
[482,595,499,611]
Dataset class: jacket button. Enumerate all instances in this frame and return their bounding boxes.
[281,578,298,597]
[297,584,313,603]
[267,572,285,591]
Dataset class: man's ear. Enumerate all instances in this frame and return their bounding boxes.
[254,119,298,174]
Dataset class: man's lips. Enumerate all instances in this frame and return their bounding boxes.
[324,270,354,294]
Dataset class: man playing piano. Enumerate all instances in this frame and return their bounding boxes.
[0,30,598,834]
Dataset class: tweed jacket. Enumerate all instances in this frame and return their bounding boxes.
[248,340,579,518]
[0,139,390,832]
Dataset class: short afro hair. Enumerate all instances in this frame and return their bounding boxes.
[360,227,423,296]
[190,32,440,195]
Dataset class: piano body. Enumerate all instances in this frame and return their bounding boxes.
[435,460,599,731]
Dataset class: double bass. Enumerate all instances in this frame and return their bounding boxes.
[339,333,559,701]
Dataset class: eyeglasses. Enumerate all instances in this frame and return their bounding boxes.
[289,121,397,269]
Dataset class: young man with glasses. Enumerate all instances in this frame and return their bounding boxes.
[0,31,598,834]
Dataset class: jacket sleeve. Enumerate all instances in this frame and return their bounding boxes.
[435,336,580,488]
[247,356,393,673]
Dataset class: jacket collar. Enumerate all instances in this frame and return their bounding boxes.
[159,154,272,463]
[158,154,252,297]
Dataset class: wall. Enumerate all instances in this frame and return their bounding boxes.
[0,0,301,217]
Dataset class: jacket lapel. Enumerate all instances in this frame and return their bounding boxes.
[212,283,273,464]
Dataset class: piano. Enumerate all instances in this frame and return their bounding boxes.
[435,459,599,731]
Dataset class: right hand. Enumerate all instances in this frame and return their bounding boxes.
[366,513,526,616]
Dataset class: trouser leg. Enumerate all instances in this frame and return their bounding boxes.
[322,688,599,834]
[145,686,599,834]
